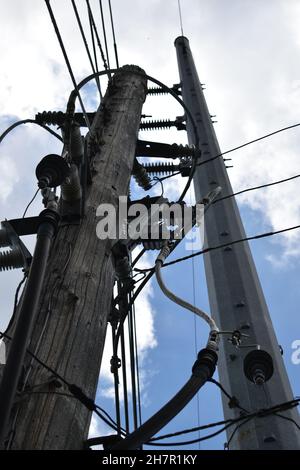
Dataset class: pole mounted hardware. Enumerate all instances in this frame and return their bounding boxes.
[135,139,198,159]
[35,154,70,189]
[244,349,274,386]
[0,221,32,272]
[147,83,182,96]
[139,115,186,131]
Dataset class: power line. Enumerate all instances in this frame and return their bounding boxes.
[177,0,184,36]
[197,122,300,167]
[71,0,102,96]
[0,119,63,145]
[86,0,110,75]
[108,0,119,68]
[44,0,91,129]
[214,173,300,204]
[99,0,111,70]
[136,224,300,271]
[0,330,125,435]
[22,189,40,218]
[147,398,300,446]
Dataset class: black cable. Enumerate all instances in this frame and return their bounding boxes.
[3,273,28,336]
[208,378,249,413]
[147,398,300,445]
[86,0,110,76]
[147,422,235,447]
[0,119,63,145]
[197,122,300,167]
[136,223,300,272]
[108,0,119,68]
[44,0,91,129]
[274,413,300,431]
[214,173,300,204]
[67,70,200,162]
[224,417,253,450]
[87,3,101,99]
[99,0,111,70]
[132,302,142,426]
[71,0,102,96]
[0,329,126,435]
[22,189,40,218]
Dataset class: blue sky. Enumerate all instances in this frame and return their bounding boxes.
[1,0,300,450]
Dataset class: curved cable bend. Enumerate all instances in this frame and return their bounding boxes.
[155,245,218,332]
[0,119,63,145]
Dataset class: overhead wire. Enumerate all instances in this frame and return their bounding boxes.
[71,0,102,97]
[98,0,111,70]
[136,223,300,271]
[85,0,110,76]
[196,122,300,167]
[0,119,63,145]
[147,398,300,446]
[22,189,40,218]
[44,0,91,130]
[213,172,300,204]
[0,329,126,436]
[108,0,119,68]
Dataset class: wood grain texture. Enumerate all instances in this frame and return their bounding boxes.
[10,66,147,449]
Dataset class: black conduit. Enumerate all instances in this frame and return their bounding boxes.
[111,347,218,450]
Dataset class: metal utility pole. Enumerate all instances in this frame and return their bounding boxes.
[175,36,300,450]
[4,66,147,449]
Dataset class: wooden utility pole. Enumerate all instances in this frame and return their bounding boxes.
[8,65,147,449]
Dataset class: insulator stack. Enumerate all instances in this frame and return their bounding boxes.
[132,160,152,190]
[147,84,181,96]
[143,162,178,176]
[140,119,186,131]
[0,228,10,248]
[35,111,95,128]
[35,111,66,126]
[0,247,24,271]
[169,144,197,158]
[61,164,82,202]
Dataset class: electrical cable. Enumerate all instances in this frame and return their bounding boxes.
[0,329,126,436]
[224,417,253,449]
[136,223,300,272]
[132,301,142,427]
[110,346,218,450]
[22,189,40,218]
[196,122,300,167]
[177,0,184,36]
[99,0,111,70]
[108,0,119,68]
[155,243,218,332]
[71,0,102,97]
[3,272,28,337]
[44,0,91,130]
[0,119,63,145]
[207,378,249,414]
[147,398,300,445]
[87,2,101,96]
[86,0,110,76]
[147,421,235,447]
[214,173,300,204]
[67,70,200,160]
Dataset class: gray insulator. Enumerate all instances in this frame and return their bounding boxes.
[61,164,82,202]
[70,125,84,164]
[0,247,24,271]
[0,228,10,248]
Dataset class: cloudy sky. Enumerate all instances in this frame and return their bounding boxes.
[1,0,300,450]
